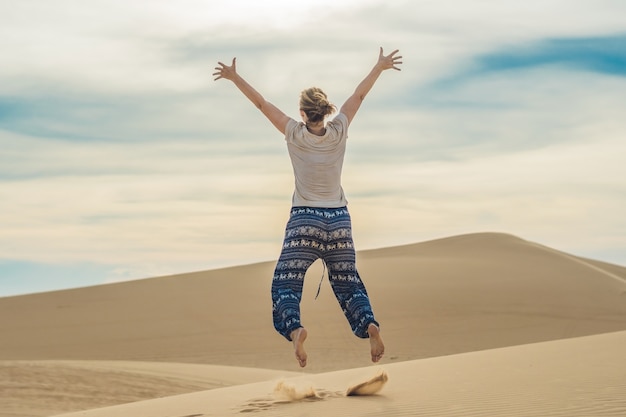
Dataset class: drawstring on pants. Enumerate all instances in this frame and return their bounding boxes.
[315,260,327,300]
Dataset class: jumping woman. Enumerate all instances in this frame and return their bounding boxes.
[213,47,402,367]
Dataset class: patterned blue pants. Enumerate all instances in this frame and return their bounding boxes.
[272,206,379,341]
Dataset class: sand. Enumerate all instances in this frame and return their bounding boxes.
[1,232,625,416]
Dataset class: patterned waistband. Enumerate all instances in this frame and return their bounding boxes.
[290,206,349,218]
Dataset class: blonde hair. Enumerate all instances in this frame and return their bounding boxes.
[299,87,336,124]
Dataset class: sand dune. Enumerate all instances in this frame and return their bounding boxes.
[1,232,625,416]
[0,361,301,417]
[52,331,626,417]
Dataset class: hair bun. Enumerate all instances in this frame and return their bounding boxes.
[299,87,337,123]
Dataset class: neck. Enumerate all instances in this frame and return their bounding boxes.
[306,121,326,136]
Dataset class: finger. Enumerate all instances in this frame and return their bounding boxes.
[379,46,383,57]
[232,57,237,66]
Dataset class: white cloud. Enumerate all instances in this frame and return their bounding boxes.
[1,0,625,295]
[347,133,626,257]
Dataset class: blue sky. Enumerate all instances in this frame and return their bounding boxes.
[1,0,625,297]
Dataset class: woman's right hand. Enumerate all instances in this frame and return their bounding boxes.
[376,47,402,71]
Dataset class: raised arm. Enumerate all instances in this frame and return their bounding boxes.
[213,57,290,134]
[339,47,402,126]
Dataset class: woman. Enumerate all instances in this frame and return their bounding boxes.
[213,47,402,367]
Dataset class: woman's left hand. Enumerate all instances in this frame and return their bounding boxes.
[213,57,237,81]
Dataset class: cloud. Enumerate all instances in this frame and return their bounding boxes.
[1,0,626,296]
[368,32,626,169]
[346,132,626,258]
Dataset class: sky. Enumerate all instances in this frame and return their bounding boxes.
[1,0,625,297]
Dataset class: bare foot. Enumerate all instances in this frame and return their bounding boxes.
[368,323,385,363]
[290,327,308,367]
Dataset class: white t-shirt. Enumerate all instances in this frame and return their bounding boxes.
[284,113,349,208]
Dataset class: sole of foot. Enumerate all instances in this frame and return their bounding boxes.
[368,323,385,363]
[291,328,308,368]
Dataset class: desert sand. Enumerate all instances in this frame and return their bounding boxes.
[1,232,625,416]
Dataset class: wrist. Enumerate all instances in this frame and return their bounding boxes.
[373,63,386,73]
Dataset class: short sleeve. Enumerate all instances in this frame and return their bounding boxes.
[284,118,299,142]
[327,113,349,140]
